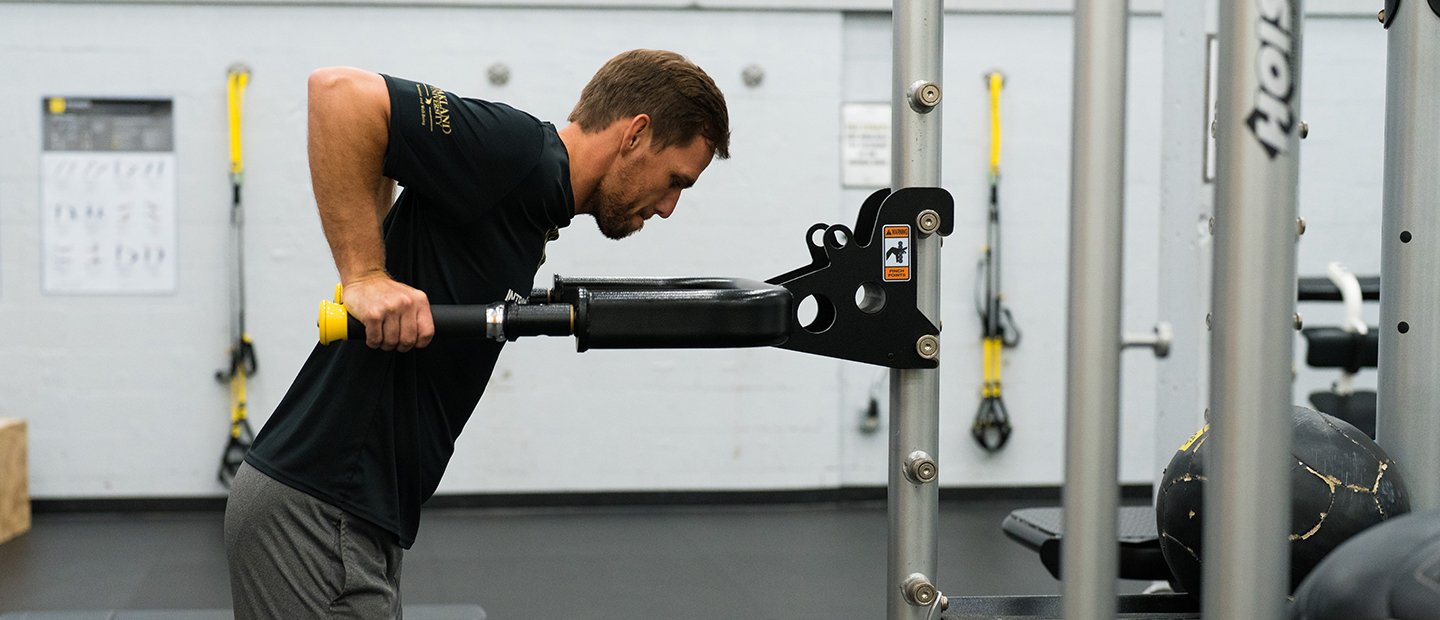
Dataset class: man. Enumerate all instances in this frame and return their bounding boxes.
[224,50,730,618]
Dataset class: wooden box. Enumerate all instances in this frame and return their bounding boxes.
[0,418,29,544]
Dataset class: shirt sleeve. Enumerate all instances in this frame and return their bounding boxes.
[381,74,544,219]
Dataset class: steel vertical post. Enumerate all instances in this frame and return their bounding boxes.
[1155,0,1215,496]
[1379,0,1440,512]
[1061,2,1129,619]
[889,0,943,619]
[1205,1,1303,618]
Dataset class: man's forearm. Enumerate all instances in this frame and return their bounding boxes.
[308,67,392,285]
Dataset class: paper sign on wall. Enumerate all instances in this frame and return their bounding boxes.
[842,103,891,188]
[41,98,177,295]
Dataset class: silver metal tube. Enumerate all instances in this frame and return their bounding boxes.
[1155,0,1215,499]
[1205,1,1303,618]
[1379,0,1440,512]
[889,1,942,619]
[1061,2,1128,619]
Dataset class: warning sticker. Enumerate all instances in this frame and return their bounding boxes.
[883,225,911,282]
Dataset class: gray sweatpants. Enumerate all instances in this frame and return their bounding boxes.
[224,462,404,619]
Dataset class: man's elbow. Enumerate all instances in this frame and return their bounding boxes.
[309,67,368,97]
[308,67,388,120]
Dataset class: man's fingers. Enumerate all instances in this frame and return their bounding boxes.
[416,304,435,349]
[344,276,432,351]
[380,312,402,351]
[397,307,419,353]
[363,315,384,349]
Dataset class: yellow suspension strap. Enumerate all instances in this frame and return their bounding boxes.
[973,71,1022,453]
[217,63,257,487]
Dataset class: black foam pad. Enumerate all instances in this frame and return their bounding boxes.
[1297,276,1380,302]
[1307,391,1377,439]
[1302,328,1378,372]
[1001,506,1170,581]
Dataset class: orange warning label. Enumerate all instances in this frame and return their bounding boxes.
[883,225,911,282]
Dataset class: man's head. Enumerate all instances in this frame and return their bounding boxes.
[569,50,730,239]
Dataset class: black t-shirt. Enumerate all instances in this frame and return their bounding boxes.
[245,74,574,548]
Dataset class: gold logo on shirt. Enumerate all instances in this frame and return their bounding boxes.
[416,83,452,135]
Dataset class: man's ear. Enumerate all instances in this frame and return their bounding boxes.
[621,114,651,151]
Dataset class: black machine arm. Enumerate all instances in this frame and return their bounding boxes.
[319,277,792,351]
[766,187,954,369]
[318,187,954,369]
[535,276,792,350]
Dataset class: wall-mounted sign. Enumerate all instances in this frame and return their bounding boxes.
[842,102,891,188]
[41,97,177,295]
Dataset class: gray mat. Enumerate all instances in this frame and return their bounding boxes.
[0,605,485,620]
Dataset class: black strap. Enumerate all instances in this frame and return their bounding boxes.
[218,417,254,487]
[973,396,1012,453]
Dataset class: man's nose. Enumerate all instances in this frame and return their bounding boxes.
[655,190,681,219]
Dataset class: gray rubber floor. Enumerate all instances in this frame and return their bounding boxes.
[0,497,1152,619]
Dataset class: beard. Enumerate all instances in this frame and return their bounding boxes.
[589,187,638,240]
[586,162,643,240]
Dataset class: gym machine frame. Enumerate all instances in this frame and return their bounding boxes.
[1378,0,1440,513]
[1062,1,1306,618]
[1095,0,1440,618]
[1065,0,1306,617]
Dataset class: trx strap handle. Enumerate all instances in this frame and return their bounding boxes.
[973,71,1020,453]
[218,63,256,488]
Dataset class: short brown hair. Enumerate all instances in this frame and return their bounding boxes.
[569,50,730,159]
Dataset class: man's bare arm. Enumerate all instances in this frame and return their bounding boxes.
[307,67,432,351]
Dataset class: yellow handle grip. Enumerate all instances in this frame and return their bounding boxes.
[987,71,1004,176]
[318,283,351,345]
[226,64,251,178]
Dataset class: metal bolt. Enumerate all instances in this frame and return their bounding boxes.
[917,209,941,234]
[902,574,938,607]
[905,451,938,484]
[1379,9,1386,23]
[1297,217,1307,237]
[487,63,511,87]
[909,80,942,112]
[918,84,941,106]
[1208,217,1215,236]
[1294,313,1304,330]
[741,64,765,88]
[916,335,940,360]
[1123,322,1173,359]
[1206,313,1213,331]
[1299,121,1309,139]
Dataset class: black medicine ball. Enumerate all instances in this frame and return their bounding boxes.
[1155,405,1409,598]
[1290,509,1440,620]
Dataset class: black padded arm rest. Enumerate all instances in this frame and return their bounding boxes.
[1001,507,1170,581]
[541,276,795,351]
[1297,276,1380,302]
[1302,327,1379,371]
